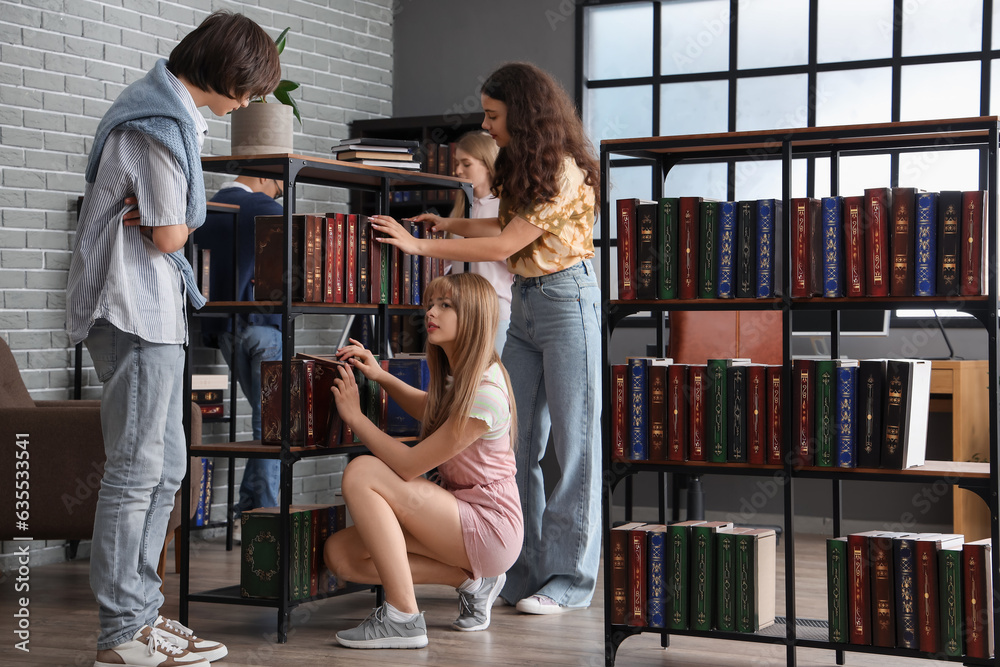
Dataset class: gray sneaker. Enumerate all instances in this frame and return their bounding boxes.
[335,604,428,649]
[453,572,506,631]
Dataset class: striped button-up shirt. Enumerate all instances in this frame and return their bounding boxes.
[66,70,207,345]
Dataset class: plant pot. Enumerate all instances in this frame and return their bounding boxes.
[230,103,294,156]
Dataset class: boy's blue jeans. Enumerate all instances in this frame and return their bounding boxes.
[85,319,186,649]
[500,260,603,608]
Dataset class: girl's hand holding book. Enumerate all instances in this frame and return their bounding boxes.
[369,214,422,255]
[411,212,449,233]
[336,338,382,381]
[330,363,364,428]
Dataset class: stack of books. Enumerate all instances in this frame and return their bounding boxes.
[191,374,227,418]
[331,137,422,170]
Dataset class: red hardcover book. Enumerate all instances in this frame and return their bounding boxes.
[617,199,637,300]
[747,364,767,464]
[610,522,646,625]
[627,525,648,626]
[847,530,884,645]
[915,533,964,653]
[766,365,783,465]
[323,215,335,303]
[332,213,347,303]
[345,213,358,303]
[960,190,988,296]
[864,187,891,297]
[368,216,385,305]
[963,538,994,659]
[295,353,346,448]
[678,196,702,299]
[301,359,315,447]
[647,362,667,461]
[303,214,318,302]
[842,195,867,297]
[260,359,305,445]
[790,197,821,297]
[666,364,688,461]
[612,364,627,461]
[889,187,916,297]
[688,365,707,460]
[792,359,815,467]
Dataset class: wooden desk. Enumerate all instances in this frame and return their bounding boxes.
[930,360,991,540]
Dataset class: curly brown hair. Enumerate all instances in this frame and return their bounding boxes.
[481,62,600,214]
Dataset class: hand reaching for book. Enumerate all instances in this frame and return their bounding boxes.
[336,338,382,381]
[369,214,421,255]
[410,212,448,233]
[331,364,363,428]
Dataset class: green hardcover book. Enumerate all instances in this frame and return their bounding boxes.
[699,201,720,298]
[690,521,733,630]
[716,527,747,632]
[658,197,680,299]
[826,536,848,643]
[938,544,964,657]
[293,507,312,600]
[666,520,706,630]
[735,528,777,633]
[707,358,729,462]
[814,359,838,466]
[241,508,310,600]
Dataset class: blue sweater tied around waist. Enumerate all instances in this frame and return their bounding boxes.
[85,58,207,309]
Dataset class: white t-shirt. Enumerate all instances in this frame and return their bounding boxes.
[448,194,514,321]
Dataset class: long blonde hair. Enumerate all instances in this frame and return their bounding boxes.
[421,273,516,445]
[449,131,499,218]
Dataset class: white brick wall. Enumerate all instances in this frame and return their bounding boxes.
[0,0,394,568]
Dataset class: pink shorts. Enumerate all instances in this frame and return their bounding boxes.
[452,476,523,579]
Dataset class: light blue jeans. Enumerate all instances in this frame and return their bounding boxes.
[499,260,603,608]
[85,320,186,649]
[219,324,282,511]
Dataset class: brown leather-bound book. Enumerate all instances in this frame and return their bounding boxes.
[294,353,346,448]
[647,362,668,461]
[790,197,821,297]
[612,364,627,461]
[678,197,703,299]
[915,533,964,653]
[864,188,891,296]
[688,365,708,460]
[937,191,962,296]
[616,199,638,300]
[766,365,783,465]
[357,214,371,303]
[345,213,358,304]
[747,364,767,464]
[260,359,305,445]
[889,187,916,296]
[792,359,815,467]
[963,537,994,658]
[627,524,650,627]
[842,195,867,297]
[960,190,987,296]
[666,364,688,461]
[870,532,909,647]
[847,530,884,645]
[609,522,646,625]
[325,213,346,303]
[307,214,325,302]
[254,215,306,301]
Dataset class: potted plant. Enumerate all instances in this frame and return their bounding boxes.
[230,27,300,156]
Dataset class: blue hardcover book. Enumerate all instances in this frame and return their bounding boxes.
[914,192,938,297]
[647,525,668,628]
[716,201,737,298]
[821,196,844,297]
[893,535,919,649]
[756,198,779,297]
[384,356,429,436]
[628,357,649,459]
[194,457,209,526]
[835,361,858,468]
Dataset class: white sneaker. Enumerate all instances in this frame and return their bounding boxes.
[515,594,576,615]
[154,616,228,662]
[93,625,209,666]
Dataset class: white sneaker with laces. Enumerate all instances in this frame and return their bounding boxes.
[154,615,228,662]
[93,625,209,667]
[515,594,575,615]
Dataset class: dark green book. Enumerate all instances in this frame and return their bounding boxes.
[827,536,848,643]
[716,528,746,632]
[706,358,728,462]
[699,200,719,298]
[690,521,733,630]
[658,198,680,299]
[735,528,777,633]
[814,359,838,466]
[666,520,705,629]
[938,544,964,657]
[241,507,311,600]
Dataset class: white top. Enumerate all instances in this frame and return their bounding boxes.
[448,194,514,321]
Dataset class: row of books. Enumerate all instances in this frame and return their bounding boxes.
[610,520,776,633]
[826,531,993,658]
[253,214,448,306]
[259,353,430,447]
[331,137,422,170]
[615,188,988,301]
[240,503,347,600]
[611,357,931,470]
[192,457,213,527]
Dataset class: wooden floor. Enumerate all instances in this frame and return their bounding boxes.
[0,533,956,666]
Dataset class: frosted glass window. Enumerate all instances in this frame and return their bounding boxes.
[736,74,808,132]
[815,154,891,198]
[737,0,808,70]
[817,0,893,63]
[900,62,981,121]
[585,4,653,80]
[734,158,782,201]
[661,0,730,75]
[663,162,728,200]
[899,150,980,192]
[660,80,728,136]
[815,68,892,127]
[604,165,653,240]
[586,85,653,145]
[902,0,982,56]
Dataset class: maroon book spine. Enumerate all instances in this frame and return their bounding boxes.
[334,213,346,303]
[842,195,867,297]
[323,215,335,303]
[963,539,993,658]
[870,534,896,647]
[960,190,987,296]
[847,532,873,645]
[793,359,814,467]
[747,365,766,465]
[790,198,821,297]
[648,364,667,461]
[890,187,916,297]
[915,539,941,652]
[666,364,688,461]
[864,187,891,297]
[612,364,627,461]
[610,528,629,624]
[688,365,707,461]
[617,199,637,300]
[678,197,702,299]
[626,527,647,627]
[345,213,358,304]
[766,365,783,465]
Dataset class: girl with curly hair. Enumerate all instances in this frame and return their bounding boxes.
[369,61,602,616]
